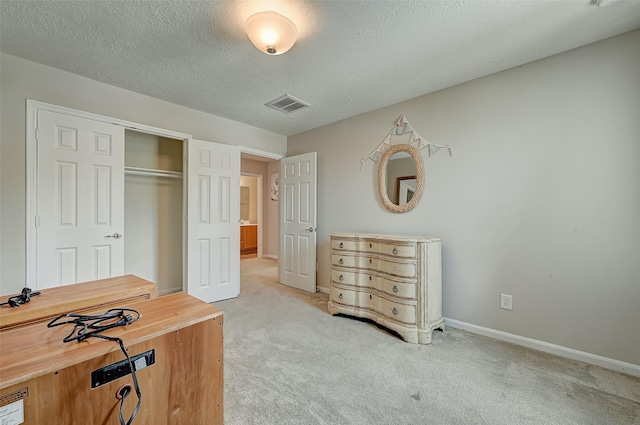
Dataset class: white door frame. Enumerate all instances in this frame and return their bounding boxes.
[238,145,284,261]
[26,100,192,288]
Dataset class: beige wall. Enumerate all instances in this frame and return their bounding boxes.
[287,30,640,365]
[0,53,287,293]
[266,161,280,258]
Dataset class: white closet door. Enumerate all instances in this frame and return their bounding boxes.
[36,110,125,288]
[187,139,240,302]
[279,152,317,292]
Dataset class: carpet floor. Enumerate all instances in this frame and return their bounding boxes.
[214,258,639,425]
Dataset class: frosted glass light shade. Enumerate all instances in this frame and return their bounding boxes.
[245,11,298,55]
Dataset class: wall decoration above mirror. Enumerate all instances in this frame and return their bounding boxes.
[378,144,424,213]
[360,115,453,213]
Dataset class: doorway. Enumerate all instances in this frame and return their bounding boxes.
[240,174,260,260]
[239,151,280,275]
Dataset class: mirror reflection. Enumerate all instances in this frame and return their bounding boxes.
[240,186,250,221]
[377,143,424,213]
[385,151,417,206]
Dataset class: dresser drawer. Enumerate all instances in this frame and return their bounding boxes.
[330,286,356,306]
[378,242,416,258]
[360,240,378,254]
[331,269,376,288]
[378,278,416,299]
[378,258,416,278]
[378,297,416,324]
[328,233,443,345]
[357,291,376,310]
[331,239,359,252]
[332,254,378,271]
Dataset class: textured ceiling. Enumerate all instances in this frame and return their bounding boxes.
[2,1,640,136]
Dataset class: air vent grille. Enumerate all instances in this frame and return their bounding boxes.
[265,94,310,114]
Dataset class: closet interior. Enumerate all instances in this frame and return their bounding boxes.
[124,130,184,295]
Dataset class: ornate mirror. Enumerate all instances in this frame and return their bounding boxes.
[378,144,424,213]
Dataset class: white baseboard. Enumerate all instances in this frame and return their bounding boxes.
[444,318,640,378]
[262,255,278,260]
[317,286,329,294]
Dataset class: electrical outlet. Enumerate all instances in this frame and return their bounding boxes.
[500,293,513,311]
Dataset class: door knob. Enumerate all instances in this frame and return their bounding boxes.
[105,233,123,239]
[305,227,315,232]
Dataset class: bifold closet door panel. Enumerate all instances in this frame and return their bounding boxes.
[35,110,126,288]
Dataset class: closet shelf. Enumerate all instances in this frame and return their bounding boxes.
[125,166,183,179]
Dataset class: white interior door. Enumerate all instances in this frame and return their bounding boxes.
[279,152,317,292]
[36,110,125,288]
[187,139,240,302]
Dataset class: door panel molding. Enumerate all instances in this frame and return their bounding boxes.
[279,152,317,292]
[187,139,240,302]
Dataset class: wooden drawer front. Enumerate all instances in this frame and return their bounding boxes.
[378,243,416,258]
[378,297,416,324]
[330,286,356,306]
[332,254,378,271]
[331,238,380,255]
[331,239,360,252]
[357,291,376,310]
[331,268,357,286]
[361,240,378,254]
[378,258,416,278]
[378,278,416,299]
[331,269,376,289]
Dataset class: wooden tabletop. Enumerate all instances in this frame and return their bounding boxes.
[0,292,222,389]
[0,275,157,330]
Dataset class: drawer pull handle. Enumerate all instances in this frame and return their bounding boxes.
[392,307,398,315]
[339,242,344,248]
[369,243,373,248]
[339,275,344,281]
[392,247,398,255]
[369,294,372,300]
[369,259,372,264]
[339,293,343,299]
[339,258,344,265]
[392,285,398,293]
[369,276,372,281]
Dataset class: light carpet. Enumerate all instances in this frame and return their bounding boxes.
[214,258,639,425]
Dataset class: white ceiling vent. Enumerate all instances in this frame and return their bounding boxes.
[265,94,310,114]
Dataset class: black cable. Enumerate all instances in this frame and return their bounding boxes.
[0,287,41,308]
[47,309,142,425]
[94,334,142,425]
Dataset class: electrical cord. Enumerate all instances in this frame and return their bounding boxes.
[0,287,41,308]
[47,309,142,425]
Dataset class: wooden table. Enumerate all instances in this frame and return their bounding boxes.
[0,292,223,424]
[0,275,157,331]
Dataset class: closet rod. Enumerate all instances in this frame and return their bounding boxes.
[124,166,183,179]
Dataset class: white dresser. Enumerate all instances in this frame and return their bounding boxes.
[327,233,444,344]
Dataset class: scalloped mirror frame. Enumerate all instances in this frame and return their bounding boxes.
[378,144,424,213]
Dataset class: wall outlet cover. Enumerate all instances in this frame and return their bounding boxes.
[500,293,513,311]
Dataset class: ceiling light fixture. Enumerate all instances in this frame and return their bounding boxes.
[245,11,298,55]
